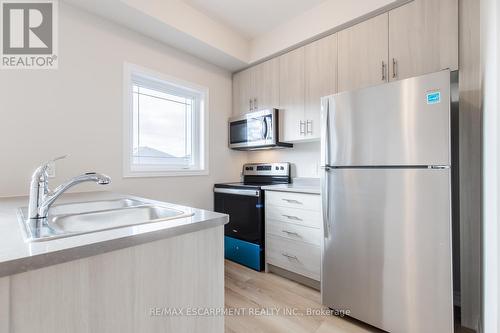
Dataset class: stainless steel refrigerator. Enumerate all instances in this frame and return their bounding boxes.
[320,70,458,333]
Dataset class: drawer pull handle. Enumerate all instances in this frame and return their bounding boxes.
[282,199,302,204]
[282,214,302,221]
[281,253,298,260]
[282,230,300,237]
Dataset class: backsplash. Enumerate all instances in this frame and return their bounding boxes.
[246,141,320,178]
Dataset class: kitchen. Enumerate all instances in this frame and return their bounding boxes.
[0,0,495,333]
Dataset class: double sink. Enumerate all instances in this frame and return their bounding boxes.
[18,198,193,242]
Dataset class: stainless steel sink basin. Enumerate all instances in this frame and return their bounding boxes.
[48,198,144,215]
[50,205,186,233]
[18,198,194,242]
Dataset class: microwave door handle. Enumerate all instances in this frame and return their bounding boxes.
[261,118,268,139]
[264,117,269,140]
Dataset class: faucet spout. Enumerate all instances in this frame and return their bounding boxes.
[37,173,111,218]
[28,161,111,220]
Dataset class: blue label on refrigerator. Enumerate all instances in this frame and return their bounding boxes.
[426,91,441,104]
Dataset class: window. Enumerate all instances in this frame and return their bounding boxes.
[123,64,208,177]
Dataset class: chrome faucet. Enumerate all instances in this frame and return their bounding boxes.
[28,156,111,220]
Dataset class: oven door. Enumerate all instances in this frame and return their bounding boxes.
[214,188,264,245]
[228,109,276,149]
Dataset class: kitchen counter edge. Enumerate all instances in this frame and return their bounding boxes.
[0,191,229,277]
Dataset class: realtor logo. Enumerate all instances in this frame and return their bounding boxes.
[1,0,58,69]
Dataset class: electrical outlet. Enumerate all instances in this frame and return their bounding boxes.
[46,161,56,178]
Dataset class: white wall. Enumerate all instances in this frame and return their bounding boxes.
[246,142,321,179]
[458,0,482,329]
[63,0,250,71]
[249,0,404,62]
[0,2,246,210]
[481,0,500,333]
[65,0,406,70]
[481,0,500,331]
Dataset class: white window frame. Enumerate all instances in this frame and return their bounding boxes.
[123,63,209,177]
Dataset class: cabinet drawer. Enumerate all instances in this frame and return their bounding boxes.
[266,219,322,246]
[265,191,321,211]
[266,204,322,229]
[266,234,321,281]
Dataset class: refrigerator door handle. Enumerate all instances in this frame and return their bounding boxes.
[321,166,330,238]
[320,98,331,167]
[320,97,331,238]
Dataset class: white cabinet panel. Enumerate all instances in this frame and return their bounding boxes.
[266,234,321,281]
[254,58,280,110]
[338,13,389,92]
[389,0,458,81]
[266,205,322,229]
[279,47,305,142]
[267,219,322,245]
[266,191,321,211]
[305,34,337,139]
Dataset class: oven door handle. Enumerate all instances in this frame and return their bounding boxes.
[214,188,260,197]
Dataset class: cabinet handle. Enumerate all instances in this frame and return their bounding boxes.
[282,198,302,204]
[392,58,397,79]
[249,99,253,111]
[306,120,312,135]
[299,121,306,135]
[382,61,386,81]
[254,98,258,111]
[281,253,298,260]
[282,230,301,237]
[282,214,303,221]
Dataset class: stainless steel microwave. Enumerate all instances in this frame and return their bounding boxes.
[228,109,292,150]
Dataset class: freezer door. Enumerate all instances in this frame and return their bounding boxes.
[326,70,451,166]
[321,168,453,333]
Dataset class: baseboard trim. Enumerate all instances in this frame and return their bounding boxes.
[267,264,320,290]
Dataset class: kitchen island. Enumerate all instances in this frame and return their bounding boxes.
[0,191,228,333]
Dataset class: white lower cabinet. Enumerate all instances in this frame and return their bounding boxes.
[265,191,322,281]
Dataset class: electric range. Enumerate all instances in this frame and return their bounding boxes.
[213,162,290,271]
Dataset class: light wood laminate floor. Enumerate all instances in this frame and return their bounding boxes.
[224,260,475,333]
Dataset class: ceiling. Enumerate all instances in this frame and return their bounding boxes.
[182,0,327,40]
[65,0,403,70]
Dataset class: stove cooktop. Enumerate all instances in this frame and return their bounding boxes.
[213,182,268,190]
[214,162,291,191]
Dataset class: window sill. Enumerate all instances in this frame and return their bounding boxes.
[123,169,209,178]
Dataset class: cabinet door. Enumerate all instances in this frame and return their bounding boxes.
[305,34,337,140]
[338,13,389,93]
[232,72,242,115]
[232,68,254,115]
[253,58,280,111]
[389,0,458,81]
[279,47,305,142]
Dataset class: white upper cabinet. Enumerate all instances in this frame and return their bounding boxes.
[338,13,389,93]
[232,58,279,115]
[388,0,459,81]
[305,34,338,140]
[279,47,306,142]
[232,68,253,115]
[280,34,338,143]
[232,0,459,140]
[253,58,280,111]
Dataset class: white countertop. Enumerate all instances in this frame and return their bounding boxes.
[262,178,321,195]
[0,191,228,277]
